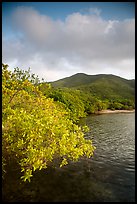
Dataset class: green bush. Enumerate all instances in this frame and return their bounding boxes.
[2,64,95,182]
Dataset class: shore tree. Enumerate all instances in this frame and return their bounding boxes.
[2,63,95,182]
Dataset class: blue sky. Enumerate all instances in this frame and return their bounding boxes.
[2,2,135,81]
[2,2,135,20]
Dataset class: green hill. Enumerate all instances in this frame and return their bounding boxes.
[50,73,108,88]
[50,73,135,101]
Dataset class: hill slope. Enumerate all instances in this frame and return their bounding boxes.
[50,73,135,101]
[50,73,107,88]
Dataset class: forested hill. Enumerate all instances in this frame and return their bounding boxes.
[50,73,135,101]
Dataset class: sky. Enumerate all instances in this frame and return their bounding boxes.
[2,2,135,81]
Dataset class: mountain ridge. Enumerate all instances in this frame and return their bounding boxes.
[49,73,135,101]
[49,72,135,88]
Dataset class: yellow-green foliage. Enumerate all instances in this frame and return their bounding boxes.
[47,88,86,122]
[2,64,95,182]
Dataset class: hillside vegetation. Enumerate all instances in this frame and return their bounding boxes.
[40,73,135,113]
[50,73,135,100]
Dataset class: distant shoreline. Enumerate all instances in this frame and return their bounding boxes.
[95,109,135,114]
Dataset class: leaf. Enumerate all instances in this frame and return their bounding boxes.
[60,158,68,168]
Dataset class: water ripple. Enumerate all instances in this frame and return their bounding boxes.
[80,112,135,202]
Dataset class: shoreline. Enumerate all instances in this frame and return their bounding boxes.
[95,109,135,114]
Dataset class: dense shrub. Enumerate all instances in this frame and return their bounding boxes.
[2,64,95,182]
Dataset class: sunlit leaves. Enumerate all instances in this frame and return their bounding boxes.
[60,158,68,167]
[2,64,95,182]
[21,169,33,182]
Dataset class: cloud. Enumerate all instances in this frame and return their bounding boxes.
[2,6,135,81]
[88,7,102,16]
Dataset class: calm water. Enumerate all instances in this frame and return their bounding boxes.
[3,112,135,202]
[79,112,135,202]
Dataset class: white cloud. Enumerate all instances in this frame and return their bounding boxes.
[2,6,135,81]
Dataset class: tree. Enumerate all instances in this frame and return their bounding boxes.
[2,64,95,182]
